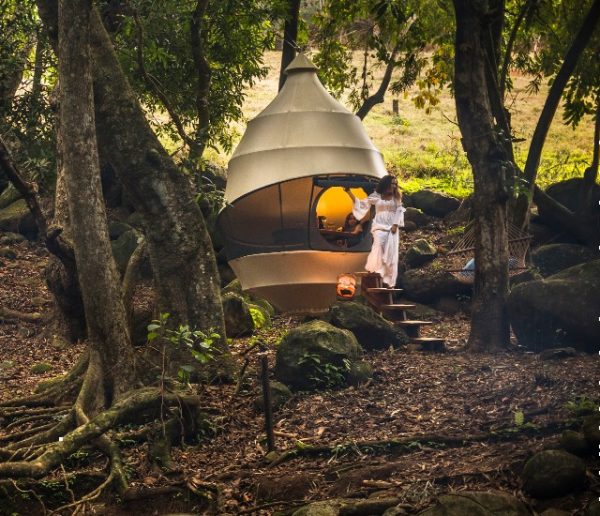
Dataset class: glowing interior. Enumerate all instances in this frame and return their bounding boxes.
[315,187,367,228]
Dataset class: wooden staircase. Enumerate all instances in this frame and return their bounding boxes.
[357,272,446,352]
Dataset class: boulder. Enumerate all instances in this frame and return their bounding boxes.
[108,220,132,240]
[406,302,441,320]
[582,414,600,447]
[218,261,236,287]
[222,292,254,337]
[274,320,370,391]
[559,430,591,457]
[404,239,437,268]
[402,220,418,232]
[418,491,531,516]
[532,244,596,277]
[400,268,471,304]
[111,229,142,275]
[328,301,409,350]
[538,178,600,223]
[586,500,600,516]
[404,207,431,228]
[0,232,26,245]
[222,278,243,296]
[254,381,293,412]
[510,268,543,287]
[0,185,21,209]
[539,347,577,360]
[0,199,36,236]
[508,260,600,352]
[521,450,585,499]
[293,498,400,516]
[0,247,16,260]
[409,190,460,218]
[433,295,469,314]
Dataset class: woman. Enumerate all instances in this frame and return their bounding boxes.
[335,212,364,247]
[345,175,405,287]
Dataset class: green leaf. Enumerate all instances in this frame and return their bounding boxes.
[514,411,524,426]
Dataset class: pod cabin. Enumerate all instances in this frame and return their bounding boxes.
[217,54,386,312]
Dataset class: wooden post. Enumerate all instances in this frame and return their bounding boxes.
[260,353,275,453]
[392,99,399,115]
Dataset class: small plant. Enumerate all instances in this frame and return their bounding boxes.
[564,396,596,416]
[446,225,466,236]
[147,313,219,385]
[297,352,351,389]
[248,304,269,329]
[514,410,525,427]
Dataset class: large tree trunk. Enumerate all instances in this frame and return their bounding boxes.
[58,0,135,402]
[44,146,86,345]
[278,0,301,91]
[37,1,227,349]
[453,0,511,352]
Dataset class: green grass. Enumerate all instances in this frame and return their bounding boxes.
[191,51,597,197]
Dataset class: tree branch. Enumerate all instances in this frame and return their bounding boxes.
[500,0,533,99]
[0,136,47,237]
[131,11,196,154]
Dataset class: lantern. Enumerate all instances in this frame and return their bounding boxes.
[336,273,357,299]
[217,54,386,313]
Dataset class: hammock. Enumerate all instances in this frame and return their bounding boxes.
[445,222,532,284]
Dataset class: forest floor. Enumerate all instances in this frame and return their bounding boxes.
[0,230,598,515]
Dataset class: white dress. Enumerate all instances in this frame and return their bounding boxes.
[352,192,406,286]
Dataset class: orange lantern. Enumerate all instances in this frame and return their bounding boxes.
[336,273,357,299]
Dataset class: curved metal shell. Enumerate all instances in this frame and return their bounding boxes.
[225,54,386,203]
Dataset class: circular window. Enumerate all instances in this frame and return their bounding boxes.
[315,186,367,248]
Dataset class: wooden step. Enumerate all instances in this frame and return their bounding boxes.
[380,304,415,310]
[411,337,446,353]
[365,288,403,293]
[395,320,433,338]
[395,320,433,327]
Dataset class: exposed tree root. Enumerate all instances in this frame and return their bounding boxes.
[266,419,578,468]
[0,388,206,478]
[0,306,43,323]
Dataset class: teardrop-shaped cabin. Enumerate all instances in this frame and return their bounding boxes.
[217,54,386,312]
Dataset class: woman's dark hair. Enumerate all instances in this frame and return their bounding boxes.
[343,212,358,228]
[375,175,401,199]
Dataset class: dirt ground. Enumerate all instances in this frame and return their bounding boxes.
[0,236,598,515]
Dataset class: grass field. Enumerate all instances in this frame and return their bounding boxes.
[205,51,595,198]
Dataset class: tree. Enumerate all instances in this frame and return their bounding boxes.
[312,0,449,119]
[0,1,222,492]
[36,0,228,356]
[452,0,513,352]
[510,0,600,233]
[57,0,135,402]
[278,0,301,90]
[111,0,279,162]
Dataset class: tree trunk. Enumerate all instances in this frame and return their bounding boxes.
[511,0,600,228]
[190,0,211,162]
[38,1,227,349]
[278,0,301,91]
[58,0,135,402]
[44,148,86,345]
[453,0,511,352]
